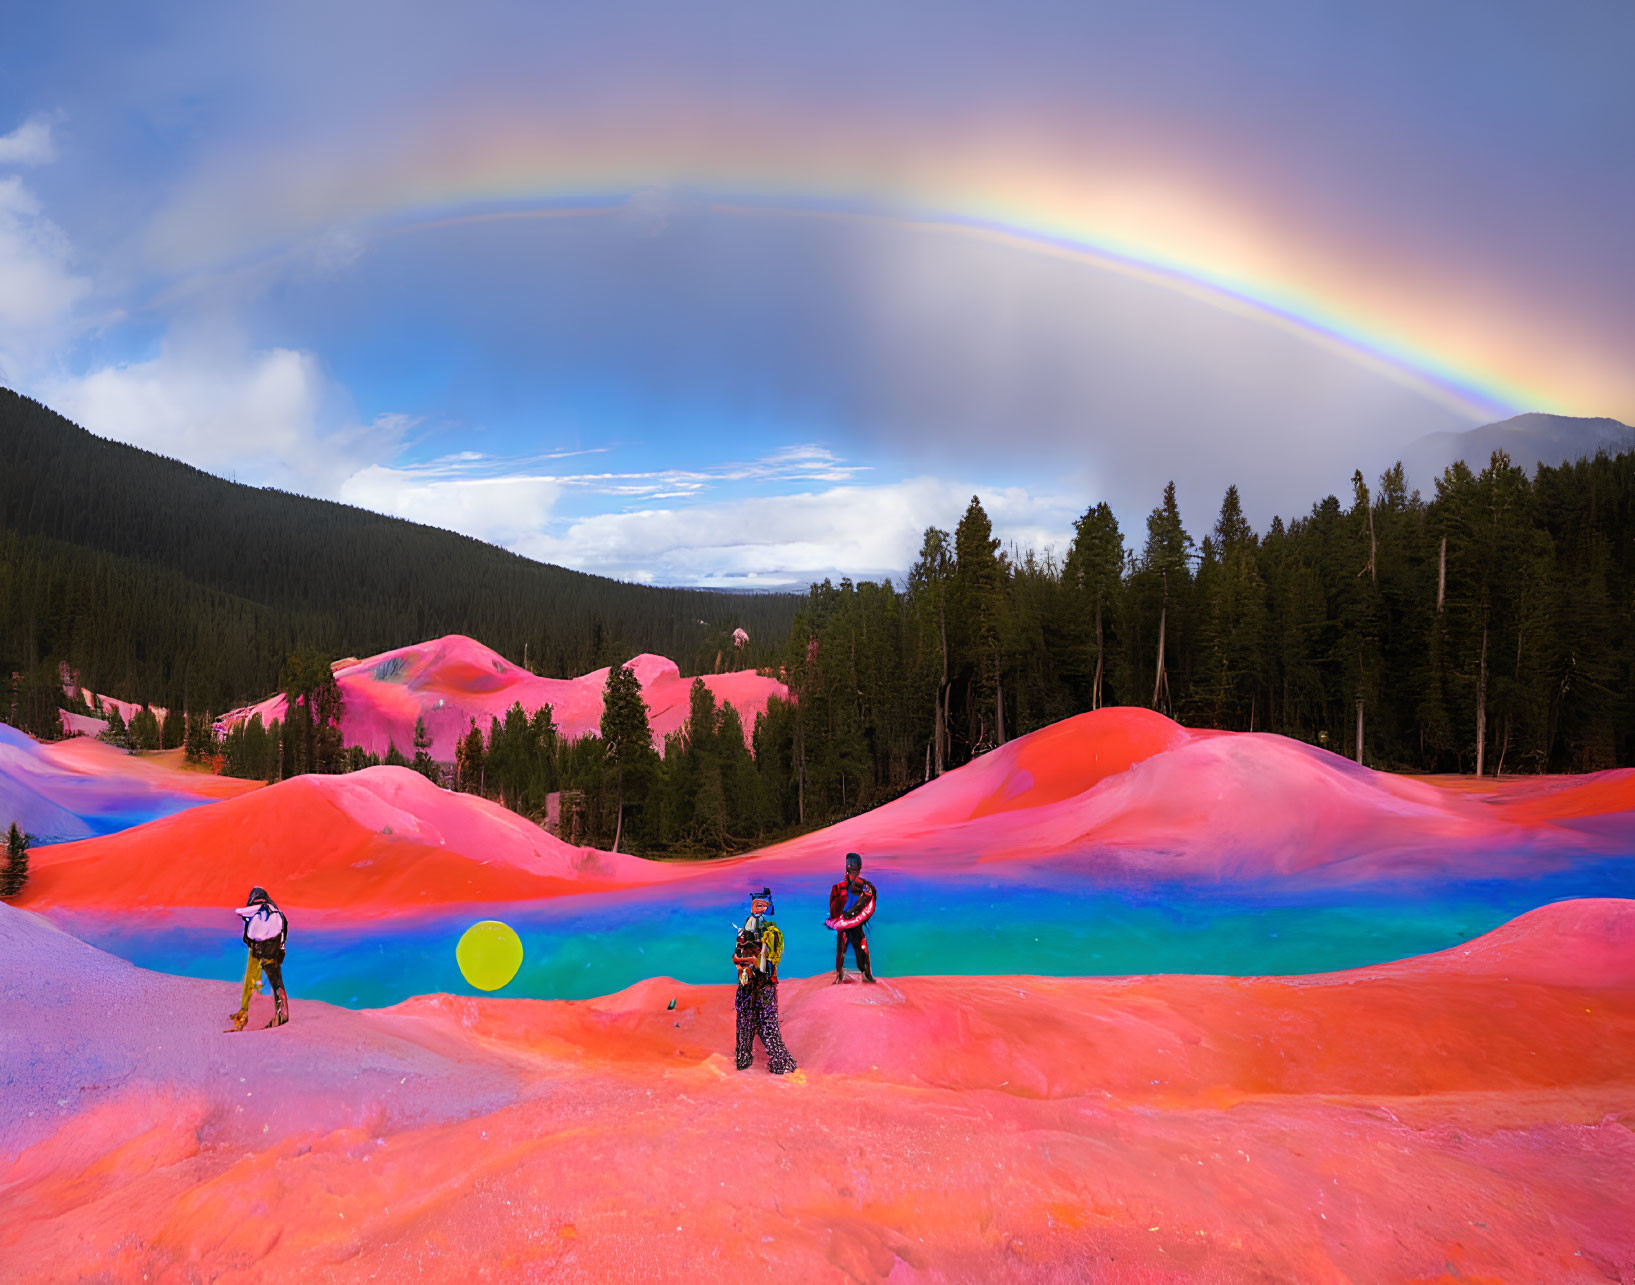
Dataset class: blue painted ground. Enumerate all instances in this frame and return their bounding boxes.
[53,856,1635,1009]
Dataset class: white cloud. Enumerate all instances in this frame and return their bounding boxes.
[338,465,562,546]
[0,126,90,380]
[41,336,410,495]
[512,477,1078,586]
[0,115,56,165]
[327,444,876,556]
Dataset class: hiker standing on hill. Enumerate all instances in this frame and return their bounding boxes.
[227,886,290,1031]
[828,852,877,984]
[733,888,796,1074]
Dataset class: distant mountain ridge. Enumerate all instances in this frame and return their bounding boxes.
[1396,412,1635,494]
[0,388,800,713]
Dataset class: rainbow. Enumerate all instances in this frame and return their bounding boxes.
[158,136,1597,422]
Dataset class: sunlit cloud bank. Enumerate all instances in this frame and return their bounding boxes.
[339,451,1066,587]
[42,337,413,496]
[512,478,1077,588]
[0,2,1629,587]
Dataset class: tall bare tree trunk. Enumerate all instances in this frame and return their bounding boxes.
[933,604,949,776]
[1475,613,1489,777]
[1093,591,1104,710]
[795,708,805,825]
[939,686,949,772]
[994,644,1005,746]
[1152,570,1169,712]
[612,764,624,853]
[1436,536,1447,613]
[1355,698,1364,764]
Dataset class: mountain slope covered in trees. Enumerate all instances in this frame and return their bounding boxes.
[0,389,799,720]
[761,450,1635,832]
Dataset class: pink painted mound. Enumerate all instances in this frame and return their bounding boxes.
[63,683,166,727]
[1379,896,1635,989]
[754,706,1631,882]
[756,706,1188,851]
[5,899,1634,1281]
[57,709,106,737]
[220,634,786,760]
[56,674,167,737]
[18,765,677,913]
[0,724,260,843]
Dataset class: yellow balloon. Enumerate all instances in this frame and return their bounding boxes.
[456,920,524,991]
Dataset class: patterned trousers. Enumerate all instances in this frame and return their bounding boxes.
[735,983,796,1073]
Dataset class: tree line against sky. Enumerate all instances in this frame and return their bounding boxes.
[61,443,1627,858]
[0,388,800,727]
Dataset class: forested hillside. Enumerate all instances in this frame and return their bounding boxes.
[6,383,1634,854]
[0,389,799,720]
[454,443,1635,856]
[761,450,1635,829]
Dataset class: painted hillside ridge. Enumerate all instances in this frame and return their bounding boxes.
[752,706,1635,882]
[218,634,787,760]
[19,707,1635,924]
[17,764,677,912]
[0,722,260,843]
[52,662,169,740]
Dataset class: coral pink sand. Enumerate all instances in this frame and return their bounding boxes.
[19,766,678,912]
[219,635,786,760]
[749,707,1635,882]
[3,899,1633,1282]
[20,708,1635,925]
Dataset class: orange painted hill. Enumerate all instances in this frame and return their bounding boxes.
[18,766,678,913]
[20,706,1635,928]
[743,706,1635,884]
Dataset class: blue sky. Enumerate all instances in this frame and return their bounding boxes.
[1,2,1631,586]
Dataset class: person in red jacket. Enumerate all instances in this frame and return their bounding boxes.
[827,852,877,984]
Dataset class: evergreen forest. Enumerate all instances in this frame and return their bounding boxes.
[0,388,801,725]
[4,388,1634,859]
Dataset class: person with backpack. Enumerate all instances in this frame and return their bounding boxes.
[227,886,290,1031]
[732,887,796,1074]
[827,852,877,984]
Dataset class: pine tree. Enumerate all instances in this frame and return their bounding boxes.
[2,822,30,898]
[411,715,440,783]
[183,711,216,763]
[908,527,954,775]
[525,704,560,811]
[1140,481,1195,715]
[129,705,161,751]
[99,705,130,749]
[601,661,651,853]
[1063,502,1124,710]
[455,719,487,794]
[952,497,1007,753]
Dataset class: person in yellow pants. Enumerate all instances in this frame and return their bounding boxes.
[228,953,266,1032]
[227,886,290,1031]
